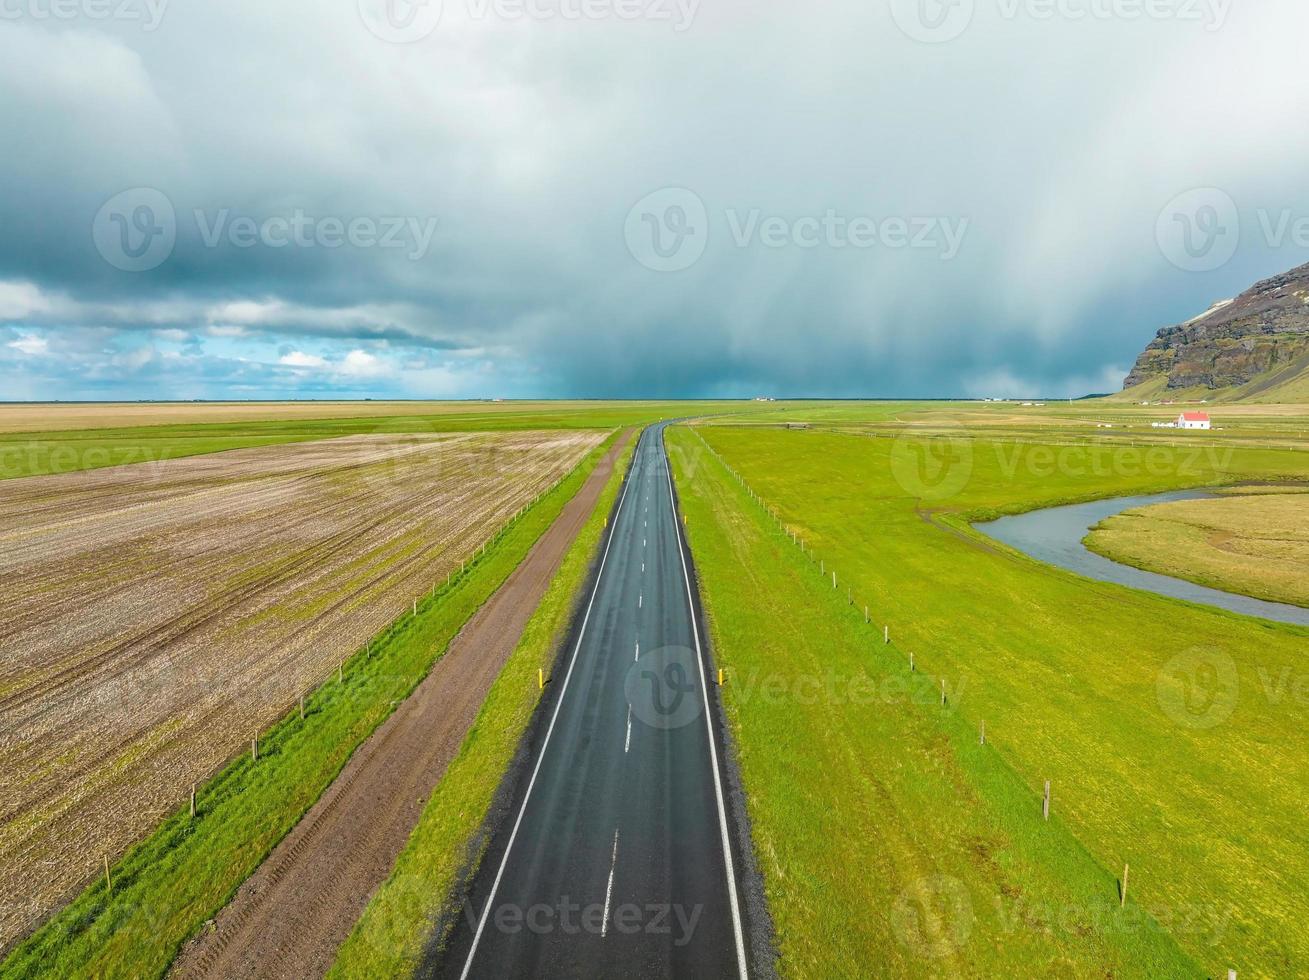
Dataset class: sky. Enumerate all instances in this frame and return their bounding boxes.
[2,0,1308,401]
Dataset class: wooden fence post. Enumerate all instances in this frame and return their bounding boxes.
[1121,863,1129,907]
[979,720,985,745]
[190,783,196,818]
[104,855,112,893]
[1043,781,1051,821]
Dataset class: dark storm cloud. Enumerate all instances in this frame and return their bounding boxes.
[2,2,1308,399]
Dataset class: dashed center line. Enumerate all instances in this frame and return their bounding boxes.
[601,828,620,938]
[624,706,632,754]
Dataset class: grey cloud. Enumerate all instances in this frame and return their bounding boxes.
[1,2,1308,398]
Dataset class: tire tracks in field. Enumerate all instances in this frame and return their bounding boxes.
[0,432,602,950]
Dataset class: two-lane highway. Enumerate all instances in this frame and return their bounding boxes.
[433,423,748,979]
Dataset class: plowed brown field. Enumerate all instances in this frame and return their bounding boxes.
[0,430,603,948]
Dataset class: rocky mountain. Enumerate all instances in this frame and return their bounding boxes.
[1122,261,1309,401]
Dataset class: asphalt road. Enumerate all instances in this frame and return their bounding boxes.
[432,423,749,980]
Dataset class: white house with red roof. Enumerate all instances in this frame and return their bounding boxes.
[1176,411,1211,430]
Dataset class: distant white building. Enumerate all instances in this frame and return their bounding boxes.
[1176,411,1211,431]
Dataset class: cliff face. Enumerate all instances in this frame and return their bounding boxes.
[1123,262,1309,393]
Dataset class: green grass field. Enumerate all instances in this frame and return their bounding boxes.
[670,428,1199,977]
[0,434,619,980]
[328,438,635,977]
[670,418,1309,978]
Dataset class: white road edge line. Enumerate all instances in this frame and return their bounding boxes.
[662,427,750,980]
[601,828,620,938]
[458,430,642,980]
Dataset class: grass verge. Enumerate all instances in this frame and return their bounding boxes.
[0,434,620,980]
[326,437,636,977]
[669,426,1199,977]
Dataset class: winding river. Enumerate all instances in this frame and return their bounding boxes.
[976,490,1309,627]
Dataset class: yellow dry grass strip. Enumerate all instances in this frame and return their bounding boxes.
[1085,492,1309,608]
